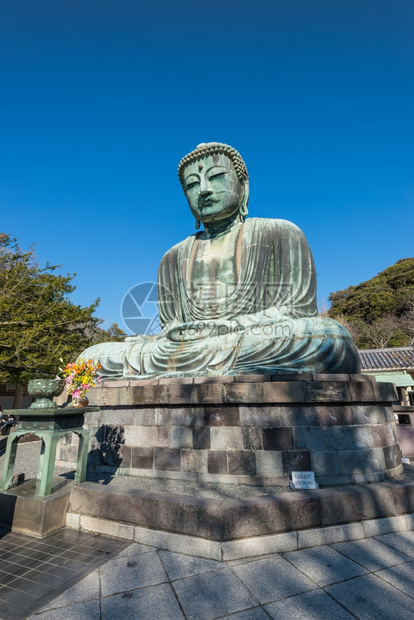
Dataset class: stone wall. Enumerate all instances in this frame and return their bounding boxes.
[56,374,403,487]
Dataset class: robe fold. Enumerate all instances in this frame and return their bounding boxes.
[81,218,360,377]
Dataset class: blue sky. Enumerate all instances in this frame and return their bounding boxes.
[1,1,413,332]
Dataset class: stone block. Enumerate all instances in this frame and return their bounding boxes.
[262,382,305,404]
[255,451,283,477]
[324,474,354,485]
[376,382,398,402]
[311,451,340,477]
[131,447,154,469]
[154,448,181,471]
[181,449,208,473]
[211,427,244,450]
[234,374,272,382]
[288,406,320,426]
[221,493,320,540]
[317,405,354,426]
[207,450,228,474]
[133,525,222,561]
[204,406,240,426]
[157,426,170,447]
[272,373,313,382]
[124,425,157,447]
[242,427,263,450]
[198,473,238,484]
[338,484,395,523]
[282,451,311,474]
[228,451,256,475]
[132,409,156,425]
[157,383,193,404]
[193,384,224,404]
[325,426,362,451]
[384,444,402,470]
[157,494,223,540]
[371,425,386,448]
[158,377,194,385]
[362,515,409,537]
[120,445,132,467]
[223,383,264,404]
[193,427,211,450]
[263,428,293,450]
[338,448,386,475]
[383,481,414,514]
[194,375,234,384]
[347,381,377,402]
[131,385,157,405]
[297,522,364,549]
[352,405,389,425]
[239,406,279,427]
[156,407,198,426]
[65,512,80,530]
[305,382,348,402]
[170,426,193,449]
[70,483,159,528]
[294,427,326,451]
[80,515,134,540]
[222,531,298,560]
[312,374,350,382]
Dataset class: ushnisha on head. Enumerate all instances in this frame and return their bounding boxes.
[178,142,250,229]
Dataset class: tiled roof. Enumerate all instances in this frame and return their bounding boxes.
[359,346,414,371]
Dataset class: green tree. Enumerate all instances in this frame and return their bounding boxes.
[0,233,102,385]
[328,258,414,349]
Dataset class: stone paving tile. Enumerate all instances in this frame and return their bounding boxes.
[114,542,155,558]
[222,608,270,620]
[101,583,185,620]
[100,550,168,596]
[172,567,257,620]
[283,546,368,587]
[231,555,317,605]
[375,531,414,558]
[158,549,222,580]
[0,527,129,619]
[265,589,355,619]
[34,570,100,612]
[326,573,414,620]
[332,538,413,572]
[28,599,101,619]
[376,560,414,599]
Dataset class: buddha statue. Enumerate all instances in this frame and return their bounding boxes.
[81,142,361,378]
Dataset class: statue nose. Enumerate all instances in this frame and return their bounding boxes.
[199,177,213,195]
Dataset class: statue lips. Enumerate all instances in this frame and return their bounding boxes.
[199,197,218,210]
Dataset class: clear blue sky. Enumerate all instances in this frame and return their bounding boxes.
[1,1,413,332]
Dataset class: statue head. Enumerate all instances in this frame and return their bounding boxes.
[178,142,249,229]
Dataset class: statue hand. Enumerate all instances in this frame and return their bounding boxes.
[166,320,242,342]
[124,335,146,343]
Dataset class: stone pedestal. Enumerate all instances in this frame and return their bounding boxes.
[56,374,403,487]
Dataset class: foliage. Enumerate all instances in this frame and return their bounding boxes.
[328,258,414,349]
[59,358,102,398]
[91,322,127,343]
[0,233,102,385]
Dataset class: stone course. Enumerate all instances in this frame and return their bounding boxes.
[56,374,403,486]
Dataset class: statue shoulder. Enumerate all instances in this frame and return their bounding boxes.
[159,233,198,266]
[245,217,307,238]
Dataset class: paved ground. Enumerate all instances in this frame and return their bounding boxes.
[2,441,414,618]
[1,528,414,619]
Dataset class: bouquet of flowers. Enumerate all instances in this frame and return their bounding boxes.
[58,358,102,398]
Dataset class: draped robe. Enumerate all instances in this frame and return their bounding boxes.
[81,218,360,377]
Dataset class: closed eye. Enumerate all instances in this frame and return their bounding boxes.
[209,171,227,181]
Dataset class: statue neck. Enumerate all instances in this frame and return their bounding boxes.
[202,212,242,239]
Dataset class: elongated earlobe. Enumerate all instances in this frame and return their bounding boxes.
[195,219,201,229]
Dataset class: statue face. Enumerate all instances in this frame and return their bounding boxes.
[183,153,245,224]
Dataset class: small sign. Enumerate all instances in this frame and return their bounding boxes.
[290,471,319,490]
